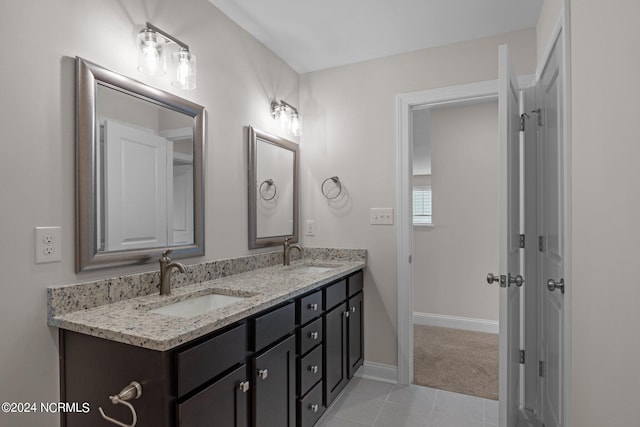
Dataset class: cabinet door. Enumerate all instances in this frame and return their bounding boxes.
[347,292,364,378]
[178,364,249,427]
[324,302,348,406]
[253,335,296,427]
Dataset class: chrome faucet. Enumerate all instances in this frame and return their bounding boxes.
[159,250,187,296]
[283,237,303,266]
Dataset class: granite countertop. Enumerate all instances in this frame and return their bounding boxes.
[49,260,365,351]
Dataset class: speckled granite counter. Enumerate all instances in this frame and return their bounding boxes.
[48,250,366,351]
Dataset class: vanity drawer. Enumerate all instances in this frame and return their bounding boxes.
[348,270,363,297]
[298,344,323,397]
[252,301,295,352]
[176,323,246,397]
[298,289,323,325]
[297,381,325,427]
[325,279,347,310]
[298,316,323,355]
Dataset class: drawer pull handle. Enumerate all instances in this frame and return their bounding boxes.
[309,331,319,340]
[308,303,318,311]
[309,365,319,374]
[351,306,356,313]
[258,369,268,380]
[310,404,319,413]
[238,381,250,393]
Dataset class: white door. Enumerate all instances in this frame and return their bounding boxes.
[497,44,523,427]
[104,120,171,251]
[537,36,565,427]
[172,164,194,244]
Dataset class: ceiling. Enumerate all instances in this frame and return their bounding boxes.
[208,0,542,74]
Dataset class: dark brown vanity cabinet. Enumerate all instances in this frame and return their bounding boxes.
[324,271,364,407]
[251,302,296,427]
[59,269,363,427]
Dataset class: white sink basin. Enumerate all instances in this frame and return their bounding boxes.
[149,293,248,318]
[290,263,341,274]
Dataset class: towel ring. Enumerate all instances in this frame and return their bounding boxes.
[321,176,342,200]
[259,179,277,201]
[98,381,142,427]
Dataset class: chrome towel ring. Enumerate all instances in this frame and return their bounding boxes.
[321,176,342,200]
[259,179,277,201]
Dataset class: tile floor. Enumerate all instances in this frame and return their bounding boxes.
[316,377,498,427]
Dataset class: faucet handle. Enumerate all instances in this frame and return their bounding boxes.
[161,249,173,259]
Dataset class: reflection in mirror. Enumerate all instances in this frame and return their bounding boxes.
[248,127,299,249]
[76,57,205,272]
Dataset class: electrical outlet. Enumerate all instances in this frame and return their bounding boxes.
[35,226,61,264]
[370,208,394,225]
[305,220,315,236]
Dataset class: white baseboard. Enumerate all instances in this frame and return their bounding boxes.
[413,312,499,334]
[354,361,398,384]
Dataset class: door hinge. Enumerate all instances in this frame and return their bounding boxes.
[519,234,525,249]
[539,360,545,377]
[519,113,527,132]
[519,350,525,364]
[532,108,542,126]
[538,236,544,252]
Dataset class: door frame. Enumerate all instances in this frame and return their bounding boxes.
[395,76,532,385]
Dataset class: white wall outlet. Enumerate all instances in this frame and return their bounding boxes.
[305,220,315,236]
[35,226,62,264]
[370,208,394,225]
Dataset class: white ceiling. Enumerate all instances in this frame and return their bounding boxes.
[208,0,542,73]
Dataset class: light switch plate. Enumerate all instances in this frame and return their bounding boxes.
[370,208,394,225]
[35,226,62,263]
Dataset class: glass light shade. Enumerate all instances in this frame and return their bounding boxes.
[137,28,166,77]
[172,48,196,90]
[290,112,301,136]
[277,106,290,130]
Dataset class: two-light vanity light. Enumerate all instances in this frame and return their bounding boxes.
[271,100,301,137]
[137,22,196,90]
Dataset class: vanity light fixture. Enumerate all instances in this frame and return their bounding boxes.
[271,100,301,137]
[136,22,197,90]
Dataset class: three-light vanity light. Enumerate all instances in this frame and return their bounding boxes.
[136,22,197,90]
[271,99,301,137]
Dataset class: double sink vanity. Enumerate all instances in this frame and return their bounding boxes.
[48,250,366,427]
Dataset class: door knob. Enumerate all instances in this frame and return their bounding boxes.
[509,274,525,287]
[547,278,565,294]
[486,273,500,284]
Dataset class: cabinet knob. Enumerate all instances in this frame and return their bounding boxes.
[309,365,319,374]
[238,381,250,393]
[344,311,350,318]
[351,306,356,313]
[308,303,318,311]
[258,369,268,380]
[309,404,319,413]
[309,331,319,340]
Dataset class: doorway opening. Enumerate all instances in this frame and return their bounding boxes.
[411,100,500,400]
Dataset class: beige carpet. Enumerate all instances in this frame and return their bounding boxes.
[413,324,498,400]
